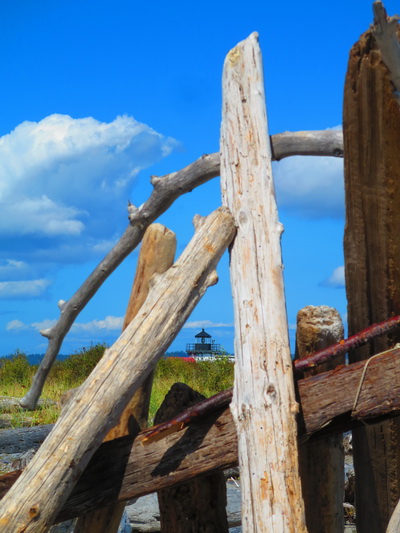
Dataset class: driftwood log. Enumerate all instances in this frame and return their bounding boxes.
[20,127,343,411]
[73,223,176,533]
[0,207,236,532]
[1,345,400,523]
[220,32,306,531]
[155,383,229,533]
[343,16,400,532]
[296,306,344,533]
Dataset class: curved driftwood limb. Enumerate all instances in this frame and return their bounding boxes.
[372,1,400,103]
[21,129,344,411]
[0,207,236,532]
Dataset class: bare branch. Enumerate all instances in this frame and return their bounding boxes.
[20,129,344,410]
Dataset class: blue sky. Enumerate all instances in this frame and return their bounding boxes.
[0,0,396,357]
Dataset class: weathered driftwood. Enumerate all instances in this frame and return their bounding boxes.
[0,207,235,532]
[296,306,344,533]
[343,20,400,532]
[155,383,229,533]
[220,32,306,532]
[2,346,400,522]
[372,1,400,105]
[73,223,176,533]
[20,128,344,411]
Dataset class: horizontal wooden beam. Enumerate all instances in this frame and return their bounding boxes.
[1,345,399,523]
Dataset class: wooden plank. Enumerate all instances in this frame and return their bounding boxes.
[0,207,236,533]
[155,383,229,533]
[220,32,306,532]
[343,20,400,532]
[296,306,344,533]
[1,346,400,522]
[73,223,176,533]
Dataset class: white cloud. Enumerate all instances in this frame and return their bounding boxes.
[0,113,179,265]
[273,128,344,219]
[0,260,30,280]
[183,320,233,329]
[320,266,345,288]
[6,315,123,335]
[0,279,51,299]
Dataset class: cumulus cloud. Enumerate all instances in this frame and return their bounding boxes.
[0,279,51,299]
[183,320,233,329]
[273,128,344,219]
[0,113,179,267]
[6,315,123,334]
[320,266,346,288]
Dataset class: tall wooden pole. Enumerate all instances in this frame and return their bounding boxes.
[295,306,344,533]
[343,25,400,532]
[73,223,176,533]
[220,33,307,532]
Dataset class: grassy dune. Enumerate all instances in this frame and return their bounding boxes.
[0,344,234,428]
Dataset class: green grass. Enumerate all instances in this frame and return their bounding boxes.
[0,345,234,428]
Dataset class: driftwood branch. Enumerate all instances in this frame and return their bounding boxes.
[1,346,400,523]
[372,1,400,104]
[220,33,306,531]
[20,129,343,410]
[0,208,236,532]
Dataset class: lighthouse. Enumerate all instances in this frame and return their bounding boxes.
[185,328,222,361]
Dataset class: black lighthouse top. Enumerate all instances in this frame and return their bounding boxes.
[186,328,221,357]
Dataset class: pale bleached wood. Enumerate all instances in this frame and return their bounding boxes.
[73,223,176,533]
[21,128,343,410]
[296,306,344,533]
[0,207,235,533]
[372,1,400,105]
[220,33,307,532]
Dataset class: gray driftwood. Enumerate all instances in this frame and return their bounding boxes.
[220,32,306,531]
[73,223,176,533]
[2,345,400,522]
[20,127,343,411]
[296,306,344,533]
[343,19,400,532]
[155,383,229,533]
[0,207,235,532]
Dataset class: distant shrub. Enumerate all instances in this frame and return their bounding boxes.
[0,350,33,386]
[49,343,107,385]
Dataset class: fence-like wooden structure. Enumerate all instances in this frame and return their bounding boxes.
[1,1,400,531]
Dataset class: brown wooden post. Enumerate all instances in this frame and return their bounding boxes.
[73,223,176,533]
[154,383,229,533]
[220,33,307,531]
[295,305,344,533]
[343,25,400,532]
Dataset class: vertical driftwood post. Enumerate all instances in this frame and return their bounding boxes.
[343,24,400,532]
[220,33,307,532]
[0,207,235,533]
[73,223,176,533]
[296,306,344,533]
[155,383,229,533]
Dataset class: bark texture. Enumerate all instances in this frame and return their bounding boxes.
[296,306,344,533]
[155,383,229,533]
[343,26,400,532]
[0,207,235,532]
[220,32,306,532]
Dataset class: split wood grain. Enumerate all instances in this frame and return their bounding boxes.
[220,32,307,532]
[0,207,235,533]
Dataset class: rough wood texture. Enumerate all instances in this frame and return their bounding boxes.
[155,383,229,533]
[343,23,400,532]
[2,346,400,521]
[220,32,306,532]
[0,207,235,532]
[74,223,176,533]
[296,306,344,533]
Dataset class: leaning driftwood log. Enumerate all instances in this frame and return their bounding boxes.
[0,207,236,533]
[73,223,176,533]
[296,306,344,533]
[343,11,400,531]
[2,345,400,523]
[220,32,306,531]
[20,128,343,411]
